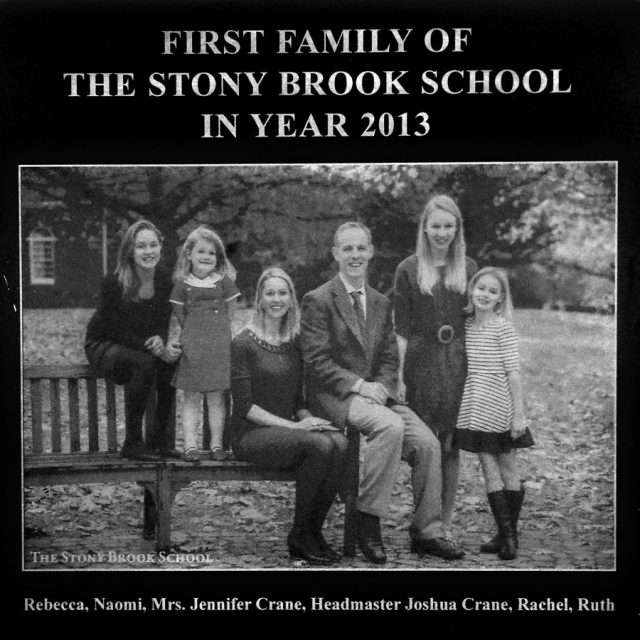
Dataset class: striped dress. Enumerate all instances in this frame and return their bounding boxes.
[454,315,534,453]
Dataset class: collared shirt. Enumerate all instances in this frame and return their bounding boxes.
[338,273,367,319]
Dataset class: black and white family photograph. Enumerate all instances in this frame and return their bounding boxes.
[21,162,615,571]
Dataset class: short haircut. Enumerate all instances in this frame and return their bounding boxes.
[333,221,373,248]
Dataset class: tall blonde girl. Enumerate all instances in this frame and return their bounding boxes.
[394,194,477,536]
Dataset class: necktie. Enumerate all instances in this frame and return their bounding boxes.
[350,290,368,343]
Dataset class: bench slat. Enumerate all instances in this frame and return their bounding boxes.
[106,380,118,452]
[68,378,81,452]
[25,364,95,379]
[86,378,99,452]
[30,379,43,454]
[49,379,62,453]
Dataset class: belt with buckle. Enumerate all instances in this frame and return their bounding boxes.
[437,324,455,344]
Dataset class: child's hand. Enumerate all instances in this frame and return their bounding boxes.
[145,335,165,357]
[511,413,526,439]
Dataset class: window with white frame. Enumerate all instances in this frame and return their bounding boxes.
[28,226,56,285]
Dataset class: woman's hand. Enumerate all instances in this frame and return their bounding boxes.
[511,413,526,439]
[296,416,340,432]
[145,335,165,358]
[161,341,182,363]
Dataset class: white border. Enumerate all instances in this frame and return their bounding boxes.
[19,161,618,572]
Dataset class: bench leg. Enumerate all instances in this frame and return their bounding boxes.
[156,465,174,553]
[342,429,360,557]
[140,469,186,553]
[142,486,157,541]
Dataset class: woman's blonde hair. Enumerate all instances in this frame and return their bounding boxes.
[173,226,236,283]
[415,195,467,295]
[250,267,300,343]
[464,266,514,321]
[115,219,163,299]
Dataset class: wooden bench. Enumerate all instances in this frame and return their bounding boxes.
[23,364,360,557]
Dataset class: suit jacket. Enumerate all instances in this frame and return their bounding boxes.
[300,275,399,428]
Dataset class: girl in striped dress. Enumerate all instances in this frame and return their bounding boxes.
[455,267,534,560]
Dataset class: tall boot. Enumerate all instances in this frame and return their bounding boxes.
[287,444,335,565]
[479,490,504,554]
[309,435,348,563]
[504,484,525,548]
[480,484,526,553]
[486,491,517,560]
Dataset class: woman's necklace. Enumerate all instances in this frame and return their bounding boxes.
[262,332,282,346]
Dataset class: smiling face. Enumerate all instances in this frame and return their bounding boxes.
[472,274,503,313]
[260,276,292,320]
[424,208,457,255]
[332,226,374,287]
[133,228,162,272]
[188,237,217,278]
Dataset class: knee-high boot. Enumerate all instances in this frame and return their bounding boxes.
[486,491,517,560]
[504,484,525,548]
[480,490,504,554]
[480,483,525,553]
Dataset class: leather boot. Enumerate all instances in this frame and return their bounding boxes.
[357,511,387,564]
[486,491,517,560]
[504,484,525,548]
[479,490,505,554]
[480,484,525,553]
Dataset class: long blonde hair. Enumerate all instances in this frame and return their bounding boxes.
[415,195,467,295]
[464,266,514,321]
[173,226,236,283]
[115,219,163,299]
[250,267,300,343]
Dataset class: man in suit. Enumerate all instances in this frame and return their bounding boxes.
[301,221,464,564]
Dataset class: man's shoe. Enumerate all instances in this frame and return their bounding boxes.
[120,443,162,461]
[411,537,465,560]
[357,511,387,565]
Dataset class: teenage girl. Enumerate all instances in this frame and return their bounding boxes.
[454,267,534,560]
[169,226,240,462]
[85,219,177,460]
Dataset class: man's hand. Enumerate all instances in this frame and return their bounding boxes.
[359,381,389,405]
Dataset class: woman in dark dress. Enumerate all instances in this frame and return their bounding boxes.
[231,267,348,565]
[85,219,179,460]
[394,195,477,535]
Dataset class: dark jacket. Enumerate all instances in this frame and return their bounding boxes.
[85,266,173,352]
[300,275,398,428]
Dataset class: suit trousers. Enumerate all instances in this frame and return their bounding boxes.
[347,395,444,540]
